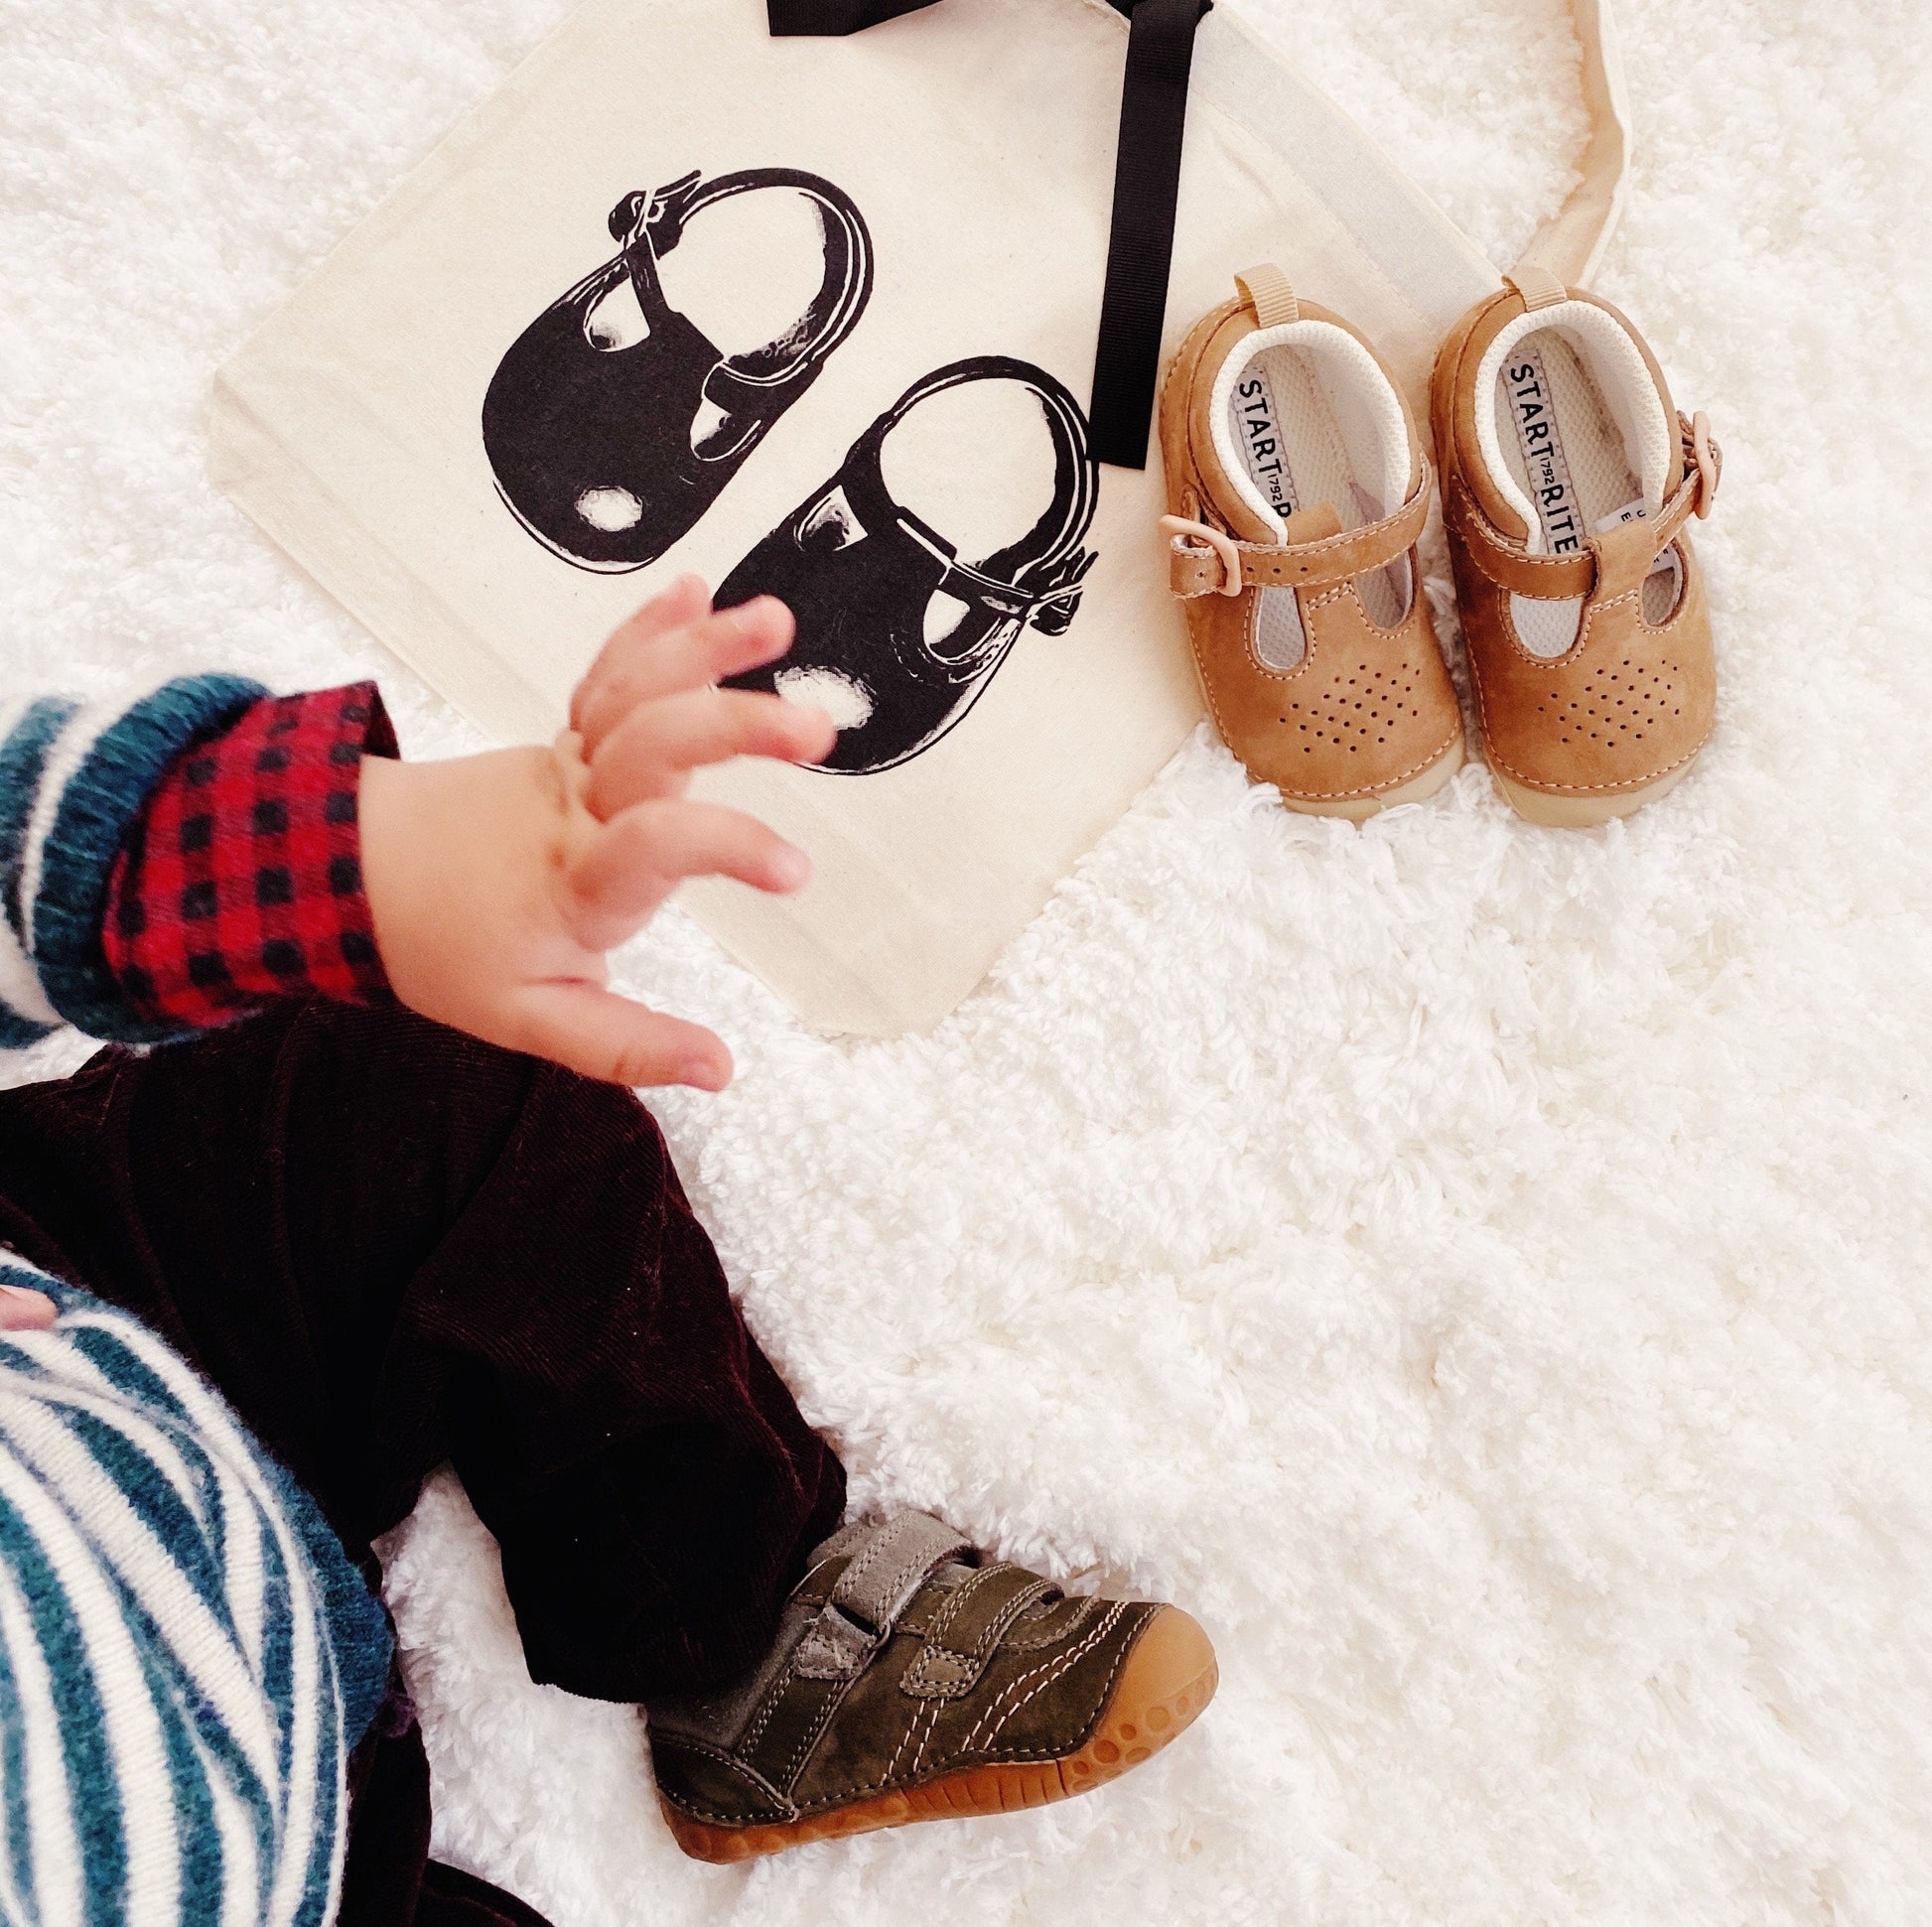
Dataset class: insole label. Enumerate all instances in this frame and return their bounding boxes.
[1593,495,1648,535]
[1596,493,1676,590]
[1231,367,1300,520]
[1505,347,1586,554]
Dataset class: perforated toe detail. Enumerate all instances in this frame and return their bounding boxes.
[1533,655,1690,757]
[1280,658,1432,760]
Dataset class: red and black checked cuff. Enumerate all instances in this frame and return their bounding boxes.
[103,684,399,1030]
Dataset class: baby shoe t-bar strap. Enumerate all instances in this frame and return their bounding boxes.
[1163,461,1434,599]
[1446,409,1721,605]
[1588,410,1721,603]
[1442,478,1593,600]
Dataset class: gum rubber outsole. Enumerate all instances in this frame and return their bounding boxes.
[1276,734,1465,821]
[1491,755,1697,826]
[660,1606,1219,1863]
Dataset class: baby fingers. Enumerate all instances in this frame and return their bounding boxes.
[570,574,711,742]
[588,683,835,816]
[505,984,733,1091]
[572,592,797,757]
[566,799,809,949]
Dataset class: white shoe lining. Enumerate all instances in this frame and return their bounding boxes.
[1470,300,1678,658]
[1207,322,1415,671]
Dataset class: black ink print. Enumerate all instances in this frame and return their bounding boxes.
[482,169,873,571]
[721,357,1099,774]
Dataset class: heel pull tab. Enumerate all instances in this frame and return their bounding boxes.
[1504,264,1569,311]
[1235,264,1300,330]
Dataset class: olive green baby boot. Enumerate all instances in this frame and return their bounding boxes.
[645,1511,1217,1860]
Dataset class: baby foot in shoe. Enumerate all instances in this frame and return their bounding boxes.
[645,1512,1216,1860]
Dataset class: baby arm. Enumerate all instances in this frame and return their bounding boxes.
[5,577,826,1080]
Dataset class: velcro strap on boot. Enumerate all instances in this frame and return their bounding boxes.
[899,1563,1059,1698]
[792,1513,971,1681]
[1167,465,1432,599]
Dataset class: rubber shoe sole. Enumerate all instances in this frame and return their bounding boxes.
[1277,733,1465,820]
[660,1604,1218,1863]
[1490,755,1696,827]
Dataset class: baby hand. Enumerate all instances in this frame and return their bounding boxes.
[359,578,832,1090]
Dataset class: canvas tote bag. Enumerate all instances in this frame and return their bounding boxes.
[210,0,1630,1035]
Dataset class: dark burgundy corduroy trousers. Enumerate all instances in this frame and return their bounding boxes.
[0,998,847,1927]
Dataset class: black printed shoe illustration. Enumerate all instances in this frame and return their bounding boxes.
[720,356,1099,774]
[482,168,873,572]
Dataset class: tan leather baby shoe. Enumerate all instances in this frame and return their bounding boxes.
[1431,266,1721,825]
[1158,266,1463,818]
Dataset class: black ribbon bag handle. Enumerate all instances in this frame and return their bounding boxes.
[767,0,1211,472]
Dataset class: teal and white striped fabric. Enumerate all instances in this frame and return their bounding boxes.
[0,1255,390,1926]
[0,678,265,1050]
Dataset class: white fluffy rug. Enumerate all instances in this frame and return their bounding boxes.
[7,0,1932,1920]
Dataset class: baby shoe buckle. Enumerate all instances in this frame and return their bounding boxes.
[1160,514,1244,597]
[1690,411,1721,518]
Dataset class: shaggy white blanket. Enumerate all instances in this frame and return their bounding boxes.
[6,0,1932,1919]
